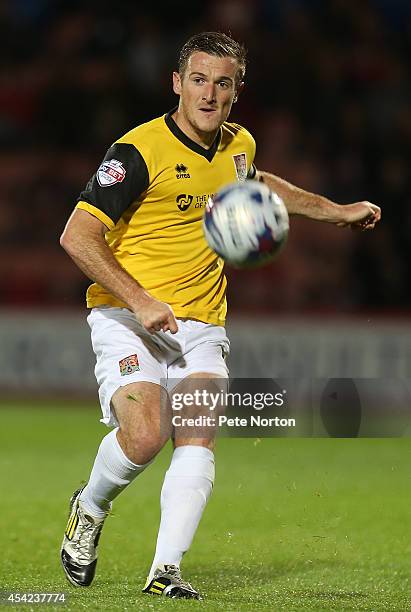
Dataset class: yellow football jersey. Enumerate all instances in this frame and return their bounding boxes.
[76,109,256,325]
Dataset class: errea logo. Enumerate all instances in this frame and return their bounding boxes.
[175,163,191,179]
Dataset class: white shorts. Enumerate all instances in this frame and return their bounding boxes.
[87,307,230,427]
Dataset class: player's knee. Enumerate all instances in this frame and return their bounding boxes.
[111,382,171,464]
[117,425,167,465]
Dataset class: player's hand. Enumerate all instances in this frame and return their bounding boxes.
[336,201,381,231]
[133,295,178,334]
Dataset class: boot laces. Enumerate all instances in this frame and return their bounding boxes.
[71,512,102,563]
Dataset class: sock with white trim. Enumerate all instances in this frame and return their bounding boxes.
[79,428,150,518]
[148,445,215,580]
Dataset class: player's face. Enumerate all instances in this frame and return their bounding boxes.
[173,52,242,146]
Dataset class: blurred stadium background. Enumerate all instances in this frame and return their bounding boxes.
[0,0,410,397]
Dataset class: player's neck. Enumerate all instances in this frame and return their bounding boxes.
[172,110,217,150]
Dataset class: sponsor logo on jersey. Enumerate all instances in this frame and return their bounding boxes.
[175,163,191,179]
[97,159,126,187]
[176,194,193,211]
[232,152,247,181]
[194,193,215,208]
[119,354,140,376]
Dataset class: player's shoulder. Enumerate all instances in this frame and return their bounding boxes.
[221,121,256,151]
[110,114,169,170]
[115,115,166,149]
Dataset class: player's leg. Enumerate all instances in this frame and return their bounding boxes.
[79,381,170,517]
[143,374,220,599]
[61,307,169,587]
[144,321,229,598]
[147,373,219,570]
[61,381,170,587]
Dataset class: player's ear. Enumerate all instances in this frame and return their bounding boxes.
[173,71,182,95]
[233,81,244,103]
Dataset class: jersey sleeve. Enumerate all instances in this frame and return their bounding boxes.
[76,142,149,229]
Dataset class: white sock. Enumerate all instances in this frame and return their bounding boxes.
[79,428,150,518]
[149,445,215,579]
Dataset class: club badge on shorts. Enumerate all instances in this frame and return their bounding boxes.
[97,159,126,187]
[232,152,247,182]
[119,354,140,376]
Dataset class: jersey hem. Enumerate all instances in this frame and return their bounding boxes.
[76,201,115,230]
[86,298,226,326]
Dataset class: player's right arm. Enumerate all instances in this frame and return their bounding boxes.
[60,210,177,334]
[60,143,178,335]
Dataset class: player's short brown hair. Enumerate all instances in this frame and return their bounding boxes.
[178,31,247,88]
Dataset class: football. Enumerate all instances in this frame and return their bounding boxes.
[203,179,289,268]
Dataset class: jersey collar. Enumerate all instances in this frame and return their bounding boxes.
[164,108,221,163]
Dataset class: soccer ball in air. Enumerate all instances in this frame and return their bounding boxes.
[203,180,289,268]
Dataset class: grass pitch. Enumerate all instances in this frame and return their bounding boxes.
[0,401,410,611]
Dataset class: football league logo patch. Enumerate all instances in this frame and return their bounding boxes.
[119,354,140,376]
[97,159,126,187]
[232,152,248,182]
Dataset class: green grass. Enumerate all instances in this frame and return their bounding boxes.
[1,401,411,611]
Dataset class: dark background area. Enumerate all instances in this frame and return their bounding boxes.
[1,0,409,314]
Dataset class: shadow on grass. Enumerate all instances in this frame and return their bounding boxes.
[188,558,369,605]
[85,559,370,609]
[291,589,367,600]
[192,556,344,584]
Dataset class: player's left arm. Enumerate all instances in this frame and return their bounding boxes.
[255,169,381,231]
